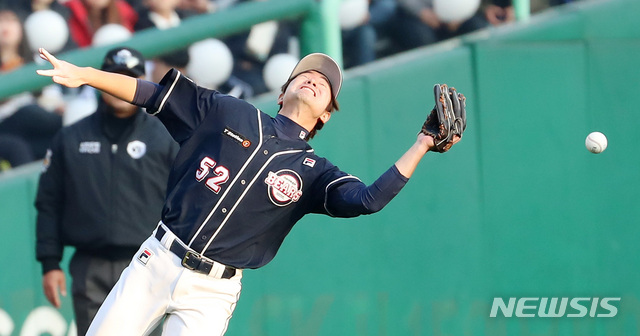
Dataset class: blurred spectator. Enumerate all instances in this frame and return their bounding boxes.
[0,93,34,120]
[369,0,400,57]
[150,48,190,82]
[177,0,236,14]
[0,134,34,171]
[340,0,401,68]
[394,0,488,50]
[0,7,31,72]
[0,103,62,159]
[218,71,254,99]
[12,0,71,20]
[225,19,294,96]
[340,0,376,69]
[342,25,376,69]
[123,0,145,12]
[64,0,138,47]
[0,6,68,116]
[484,0,515,25]
[370,0,398,29]
[0,89,62,171]
[484,0,576,25]
[134,0,194,31]
[11,0,77,52]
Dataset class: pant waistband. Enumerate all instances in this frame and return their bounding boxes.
[154,224,236,279]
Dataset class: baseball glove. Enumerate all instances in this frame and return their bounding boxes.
[420,84,467,153]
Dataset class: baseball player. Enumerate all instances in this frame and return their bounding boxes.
[36,47,463,335]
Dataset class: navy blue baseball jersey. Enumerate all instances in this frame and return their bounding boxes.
[137,69,407,269]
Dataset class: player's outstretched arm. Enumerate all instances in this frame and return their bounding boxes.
[395,133,461,178]
[36,48,137,103]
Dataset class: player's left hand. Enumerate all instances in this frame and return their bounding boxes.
[420,84,466,153]
[417,132,461,153]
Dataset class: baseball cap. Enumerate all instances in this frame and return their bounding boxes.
[287,53,343,98]
[101,47,146,77]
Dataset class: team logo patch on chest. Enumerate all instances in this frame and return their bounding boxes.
[264,169,303,206]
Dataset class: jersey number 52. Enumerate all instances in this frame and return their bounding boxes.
[195,157,230,193]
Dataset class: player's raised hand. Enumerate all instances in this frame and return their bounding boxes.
[36,48,88,88]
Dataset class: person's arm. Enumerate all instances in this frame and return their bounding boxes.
[324,133,460,217]
[35,133,67,308]
[324,166,408,217]
[394,132,432,178]
[36,48,138,103]
[37,48,220,144]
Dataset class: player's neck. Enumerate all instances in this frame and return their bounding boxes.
[278,105,316,132]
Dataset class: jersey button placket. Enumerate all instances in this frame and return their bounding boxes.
[221,208,227,213]
[263,150,268,155]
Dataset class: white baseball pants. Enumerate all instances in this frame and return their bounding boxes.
[86,225,243,336]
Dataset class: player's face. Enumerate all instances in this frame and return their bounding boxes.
[284,71,332,118]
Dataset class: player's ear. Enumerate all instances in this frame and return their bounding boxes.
[319,111,331,124]
[277,92,284,105]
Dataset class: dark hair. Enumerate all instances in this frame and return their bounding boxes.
[277,73,340,139]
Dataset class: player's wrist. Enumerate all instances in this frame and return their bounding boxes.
[416,133,433,154]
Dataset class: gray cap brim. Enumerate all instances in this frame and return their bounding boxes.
[287,53,343,98]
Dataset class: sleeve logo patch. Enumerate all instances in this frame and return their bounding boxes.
[223,127,251,148]
[303,157,316,168]
[137,248,153,265]
[265,169,303,206]
[41,149,53,173]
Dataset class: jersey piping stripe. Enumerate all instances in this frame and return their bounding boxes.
[199,148,305,254]
[187,108,264,247]
[153,70,181,115]
[323,175,361,217]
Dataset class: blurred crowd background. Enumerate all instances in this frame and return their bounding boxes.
[0,0,577,172]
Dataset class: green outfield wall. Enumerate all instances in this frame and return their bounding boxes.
[1,0,639,334]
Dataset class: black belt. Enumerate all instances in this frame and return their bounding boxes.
[155,226,236,279]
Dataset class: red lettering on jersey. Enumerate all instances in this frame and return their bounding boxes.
[265,170,303,206]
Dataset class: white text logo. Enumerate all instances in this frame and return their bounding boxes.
[490,297,620,318]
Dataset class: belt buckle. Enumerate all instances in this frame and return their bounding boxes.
[182,250,200,270]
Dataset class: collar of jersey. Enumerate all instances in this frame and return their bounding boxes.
[272,114,309,141]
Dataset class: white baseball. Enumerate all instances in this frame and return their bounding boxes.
[585,132,608,154]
